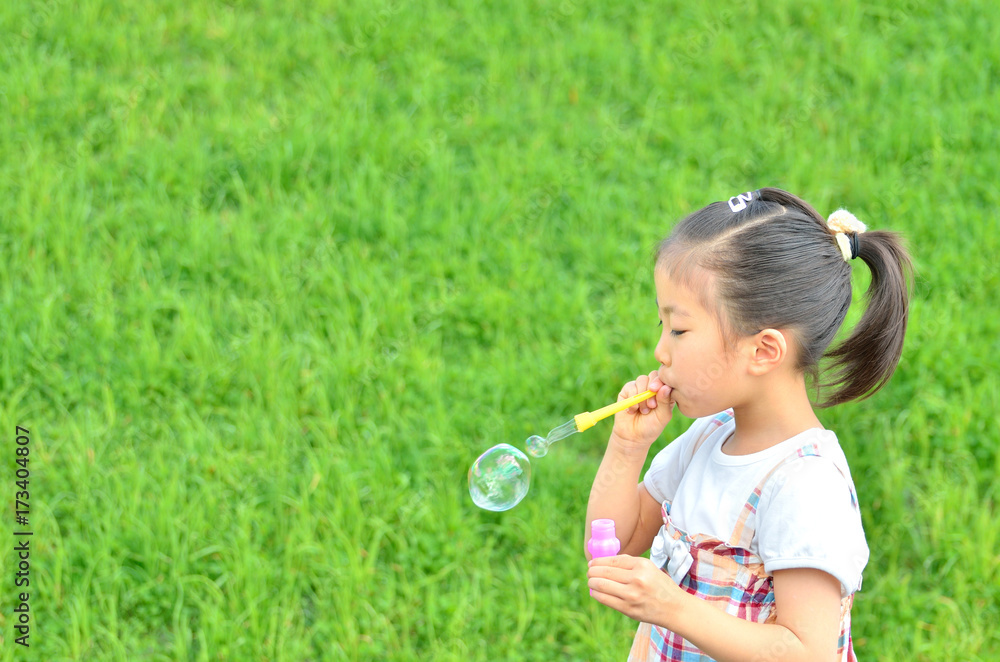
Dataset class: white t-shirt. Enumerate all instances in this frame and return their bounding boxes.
[643,412,869,597]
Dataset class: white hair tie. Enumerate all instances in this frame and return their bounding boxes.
[827,209,867,261]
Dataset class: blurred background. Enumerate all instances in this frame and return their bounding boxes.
[0,0,997,660]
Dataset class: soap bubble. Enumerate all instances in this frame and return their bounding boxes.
[525,435,548,458]
[468,443,531,511]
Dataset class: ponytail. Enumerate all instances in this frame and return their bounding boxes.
[819,231,912,407]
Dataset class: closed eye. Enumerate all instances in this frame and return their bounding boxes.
[670,330,687,337]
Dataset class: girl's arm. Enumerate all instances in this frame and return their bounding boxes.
[588,556,843,662]
[585,372,673,558]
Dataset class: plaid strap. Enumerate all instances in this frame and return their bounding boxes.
[728,442,824,549]
[690,410,734,458]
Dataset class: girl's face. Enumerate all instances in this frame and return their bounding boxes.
[653,266,750,418]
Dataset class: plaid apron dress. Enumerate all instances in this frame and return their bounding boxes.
[628,441,859,662]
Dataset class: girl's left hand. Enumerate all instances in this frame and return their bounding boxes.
[587,555,682,625]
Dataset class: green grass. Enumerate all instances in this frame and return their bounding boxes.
[0,0,998,659]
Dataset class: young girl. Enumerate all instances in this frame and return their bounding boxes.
[585,188,911,661]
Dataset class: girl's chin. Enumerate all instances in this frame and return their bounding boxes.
[670,395,690,417]
[672,398,718,420]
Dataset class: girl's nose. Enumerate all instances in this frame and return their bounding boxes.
[654,335,670,367]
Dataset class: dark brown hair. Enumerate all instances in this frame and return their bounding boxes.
[656,187,912,407]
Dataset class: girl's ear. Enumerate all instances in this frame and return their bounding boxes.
[746,328,788,376]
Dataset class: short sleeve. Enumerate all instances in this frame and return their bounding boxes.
[756,456,869,597]
[643,416,717,505]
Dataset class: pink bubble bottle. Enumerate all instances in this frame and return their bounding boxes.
[588,519,621,558]
[588,519,621,596]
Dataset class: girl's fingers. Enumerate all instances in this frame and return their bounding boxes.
[587,566,632,585]
[587,577,621,599]
[634,374,650,413]
[621,380,637,413]
[644,371,661,409]
[620,374,667,416]
[588,554,638,570]
[658,385,673,405]
[588,575,622,598]
[621,375,663,415]
[646,370,665,409]
[648,370,663,390]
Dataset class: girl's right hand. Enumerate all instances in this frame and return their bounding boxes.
[610,371,674,451]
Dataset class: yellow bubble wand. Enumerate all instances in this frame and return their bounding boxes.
[525,389,657,457]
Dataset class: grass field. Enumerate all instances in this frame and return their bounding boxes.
[1,0,998,660]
